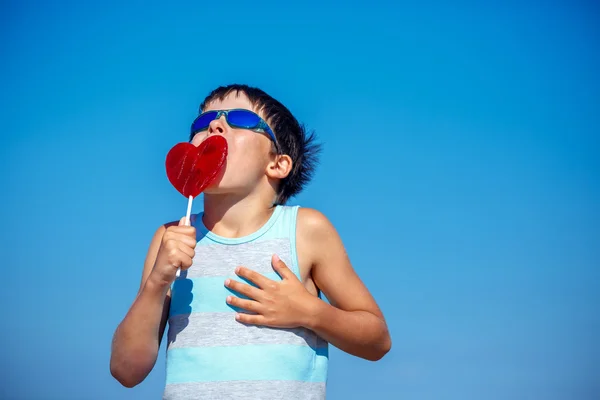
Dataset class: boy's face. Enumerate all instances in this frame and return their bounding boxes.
[190,92,277,195]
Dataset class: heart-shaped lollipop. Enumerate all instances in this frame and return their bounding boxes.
[166,135,228,198]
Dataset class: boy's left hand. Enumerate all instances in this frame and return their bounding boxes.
[224,254,316,329]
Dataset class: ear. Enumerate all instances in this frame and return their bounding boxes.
[266,154,293,180]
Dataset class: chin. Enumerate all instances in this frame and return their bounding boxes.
[203,180,253,197]
[203,181,237,195]
[203,185,225,195]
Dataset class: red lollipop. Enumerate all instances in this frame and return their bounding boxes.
[166,135,228,199]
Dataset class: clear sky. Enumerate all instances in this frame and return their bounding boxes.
[1,1,598,399]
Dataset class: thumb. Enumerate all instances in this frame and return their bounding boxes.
[178,216,187,226]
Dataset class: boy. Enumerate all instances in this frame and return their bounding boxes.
[110,84,391,399]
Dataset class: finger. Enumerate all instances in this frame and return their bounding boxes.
[177,241,196,259]
[235,266,274,289]
[179,255,193,270]
[164,242,193,269]
[178,216,186,226]
[182,225,197,238]
[226,296,264,313]
[271,254,295,280]
[225,279,263,300]
[171,251,193,270]
[235,313,267,326]
[165,232,197,248]
[170,225,197,239]
[177,232,198,248]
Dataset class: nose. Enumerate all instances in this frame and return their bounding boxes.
[207,115,227,135]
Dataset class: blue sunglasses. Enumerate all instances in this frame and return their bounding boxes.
[190,109,278,147]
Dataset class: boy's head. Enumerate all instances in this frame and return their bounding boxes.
[191,84,321,205]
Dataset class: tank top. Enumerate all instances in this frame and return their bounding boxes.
[163,205,329,400]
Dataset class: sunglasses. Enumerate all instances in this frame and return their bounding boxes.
[190,109,278,147]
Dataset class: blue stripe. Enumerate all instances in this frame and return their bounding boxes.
[170,273,283,316]
[166,344,328,384]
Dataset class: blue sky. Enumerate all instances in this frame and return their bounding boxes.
[1,1,598,399]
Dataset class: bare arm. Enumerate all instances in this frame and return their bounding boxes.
[297,208,391,361]
[109,225,171,387]
[110,218,195,387]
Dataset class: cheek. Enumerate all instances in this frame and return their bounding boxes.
[226,137,267,170]
[229,135,256,158]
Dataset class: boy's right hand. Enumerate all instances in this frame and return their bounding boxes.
[149,217,197,286]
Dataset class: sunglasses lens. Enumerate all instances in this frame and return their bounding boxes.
[227,110,260,129]
[191,111,219,134]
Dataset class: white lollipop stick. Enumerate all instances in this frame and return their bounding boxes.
[175,195,194,278]
[185,194,193,226]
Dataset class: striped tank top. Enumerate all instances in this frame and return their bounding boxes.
[163,205,329,399]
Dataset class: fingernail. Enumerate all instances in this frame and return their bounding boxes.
[225,279,230,286]
[226,296,232,303]
[273,254,280,262]
[235,267,241,274]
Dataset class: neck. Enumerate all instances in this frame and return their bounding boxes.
[202,190,277,238]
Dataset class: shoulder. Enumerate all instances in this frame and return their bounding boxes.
[296,207,339,244]
[293,207,339,276]
[295,207,349,279]
[297,207,332,230]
